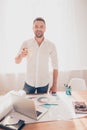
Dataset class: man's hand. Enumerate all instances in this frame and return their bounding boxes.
[15,48,28,64]
[49,85,58,94]
[21,48,28,58]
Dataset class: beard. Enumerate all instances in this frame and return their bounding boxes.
[35,31,44,38]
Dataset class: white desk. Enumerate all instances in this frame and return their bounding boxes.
[0,91,87,130]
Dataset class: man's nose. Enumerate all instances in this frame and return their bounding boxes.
[37,27,41,30]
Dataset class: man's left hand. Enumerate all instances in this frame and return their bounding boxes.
[49,85,58,93]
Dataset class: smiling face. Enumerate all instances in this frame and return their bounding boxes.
[33,20,46,38]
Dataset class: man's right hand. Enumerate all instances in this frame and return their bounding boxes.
[21,48,28,58]
[15,48,28,64]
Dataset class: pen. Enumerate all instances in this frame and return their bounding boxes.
[44,103,58,105]
[0,116,6,122]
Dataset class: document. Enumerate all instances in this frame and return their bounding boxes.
[0,93,13,121]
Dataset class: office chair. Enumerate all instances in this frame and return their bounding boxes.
[68,78,87,91]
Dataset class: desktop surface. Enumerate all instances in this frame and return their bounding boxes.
[0,91,87,130]
[22,91,87,130]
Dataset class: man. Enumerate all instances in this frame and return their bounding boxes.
[15,17,58,94]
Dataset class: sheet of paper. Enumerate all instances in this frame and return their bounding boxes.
[0,93,13,121]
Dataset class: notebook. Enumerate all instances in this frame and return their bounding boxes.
[11,94,48,120]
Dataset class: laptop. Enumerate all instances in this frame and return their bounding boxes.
[11,94,48,120]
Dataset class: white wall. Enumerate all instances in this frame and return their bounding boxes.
[0,70,87,94]
[0,0,87,73]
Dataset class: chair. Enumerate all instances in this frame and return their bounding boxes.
[68,78,87,91]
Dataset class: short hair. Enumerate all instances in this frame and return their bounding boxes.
[33,17,46,25]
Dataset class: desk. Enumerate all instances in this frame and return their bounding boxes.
[23,91,87,130]
[0,91,87,130]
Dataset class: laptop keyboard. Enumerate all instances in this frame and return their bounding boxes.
[36,111,42,117]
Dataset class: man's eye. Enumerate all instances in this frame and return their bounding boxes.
[40,26,44,28]
[35,26,38,28]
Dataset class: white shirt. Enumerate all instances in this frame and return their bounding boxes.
[19,38,58,88]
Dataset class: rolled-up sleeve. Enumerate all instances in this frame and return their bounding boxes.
[50,44,58,69]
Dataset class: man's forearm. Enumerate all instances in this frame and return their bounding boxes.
[15,48,28,64]
[15,54,22,64]
[52,69,58,86]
